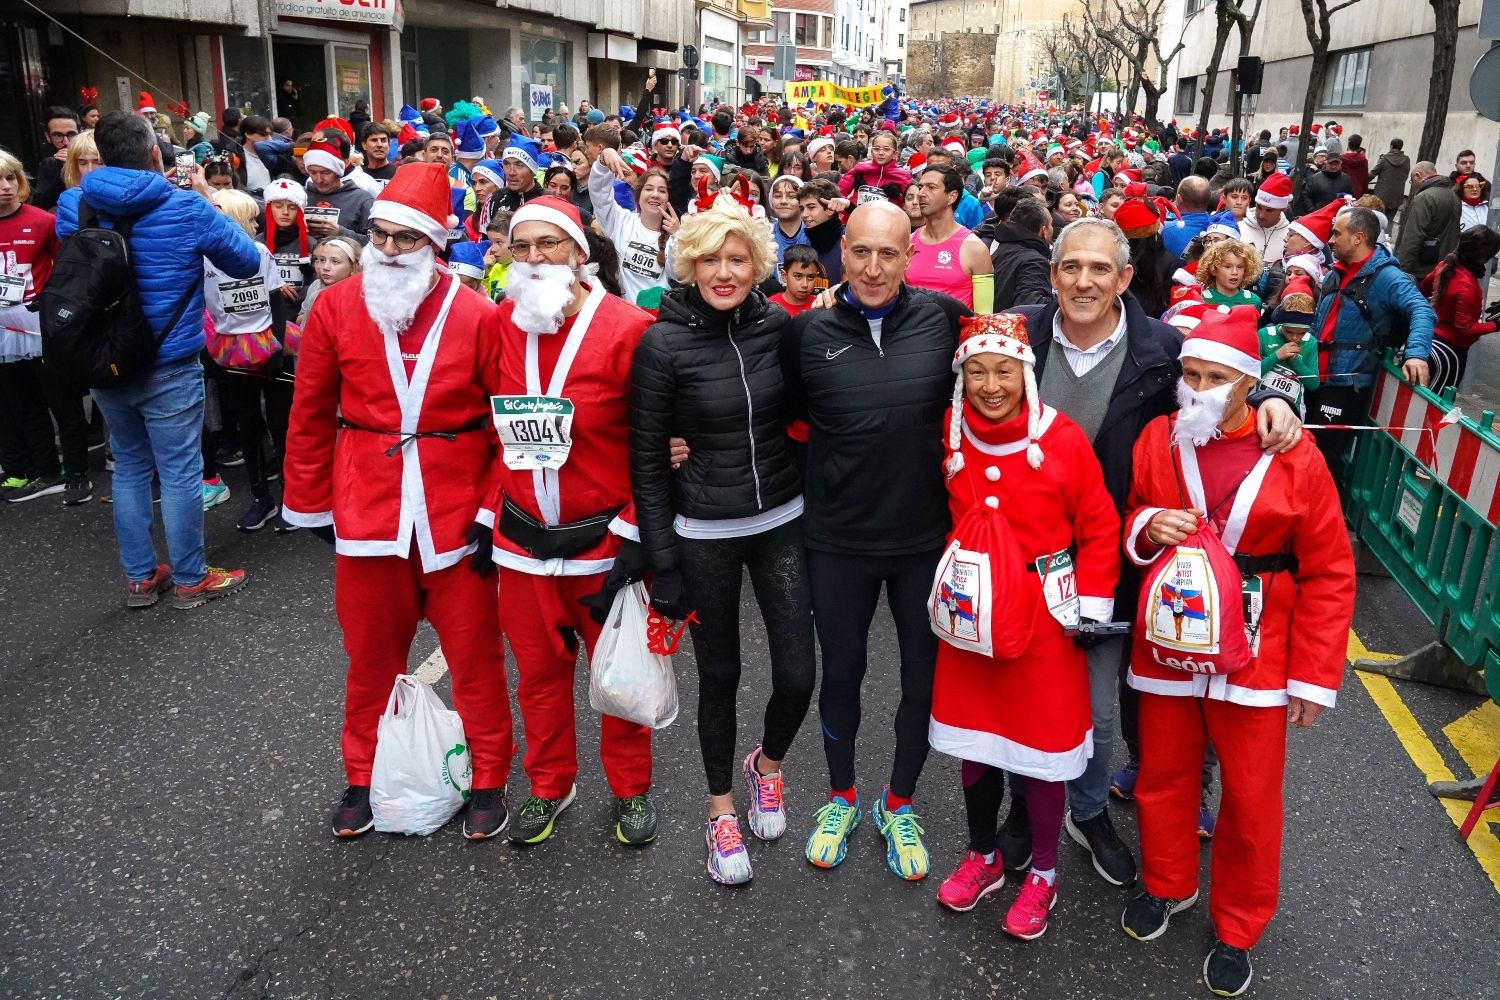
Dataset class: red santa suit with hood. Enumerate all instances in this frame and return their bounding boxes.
[1122,306,1354,950]
[488,196,655,801]
[282,162,513,790]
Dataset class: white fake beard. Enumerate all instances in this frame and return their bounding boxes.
[507,261,579,335]
[1174,376,1243,447]
[360,242,437,338]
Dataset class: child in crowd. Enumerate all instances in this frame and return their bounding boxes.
[298,236,359,328]
[481,212,513,302]
[768,245,822,317]
[448,242,487,292]
[768,174,810,265]
[262,179,313,307]
[1197,239,1263,309]
[1258,276,1321,399]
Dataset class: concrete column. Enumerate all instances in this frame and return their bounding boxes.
[470,28,513,110]
[381,29,401,120]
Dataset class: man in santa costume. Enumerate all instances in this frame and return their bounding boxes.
[1118,305,1354,997]
[282,162,514,842]
[486,195,659,847]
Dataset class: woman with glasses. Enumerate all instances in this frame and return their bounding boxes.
[629,193,815,886]
[589,147,678,308]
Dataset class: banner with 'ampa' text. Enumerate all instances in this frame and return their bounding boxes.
[782,81,885,108]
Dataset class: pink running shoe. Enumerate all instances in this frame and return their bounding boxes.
[1002,872,1059,940]
[937,849,1006,912]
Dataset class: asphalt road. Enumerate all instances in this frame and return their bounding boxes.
[1,457,1495,1000]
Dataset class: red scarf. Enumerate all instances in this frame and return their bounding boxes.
[1316,251,1371,378]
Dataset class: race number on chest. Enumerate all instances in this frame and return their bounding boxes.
[491,395,574,470]
[0,272,24,306]
[218,276,269,315]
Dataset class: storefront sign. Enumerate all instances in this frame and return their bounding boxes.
[275,0,404,32]
[783,80,886,107]
[529,84,553,121]
[793,66,815,82]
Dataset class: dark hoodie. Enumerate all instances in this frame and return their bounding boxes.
[1369,148,1412,216]
[805,216,843,284]
[973,217,1052,310]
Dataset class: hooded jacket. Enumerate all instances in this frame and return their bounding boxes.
[836,161,914,203]
[303,175,375,242]
[972,217,1052,310]
[1311,244,1436,387]
[55,166,261,367]
[1395,174,1461,277]
[629,287,802,572]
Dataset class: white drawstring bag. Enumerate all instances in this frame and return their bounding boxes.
[370,674,472,835]
[589,582,679,729]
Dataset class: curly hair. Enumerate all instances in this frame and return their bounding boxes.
[669,194,778,285]
[1197,238,1263,288]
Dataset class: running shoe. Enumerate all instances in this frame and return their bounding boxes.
[1110,762,1139,801]
[997,797,1033,871]
[7,474,65,503]
[1002,872,1058,941]
[804,792,861,869]
[509,785,577,845]
[1065,808,1138,886]
[462,787,509,840]
[331,785,373,838]
[1198,803,1217,840]
[872,791,929,881]
[705,813,753,885]
[270,511,299,533]
[216,445,245,468]
[236,497,278,532]
[615,793,658,846]
[743,746,787,841]
[1203,941,1254,997]
[125,562,173,609]
[62,472,93,506]
[202,477,231,510]
[1121,890,1199,942]
[0,474,28,501]
[936,849,1006,912]
[171,566,247,609]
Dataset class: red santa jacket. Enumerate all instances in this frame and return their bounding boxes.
[1123,413,1355,708]
[282,272,503,571]
[488,282,653,576]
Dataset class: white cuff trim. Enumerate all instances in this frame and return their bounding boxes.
[609,515,640,542]
[474,507,496,529]
[280,506,334,528]
[1287,679,1338,708]
[928,718,1092,783]
[1079,597,1114,623]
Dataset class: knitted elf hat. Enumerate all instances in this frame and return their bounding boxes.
[946,312,1043,475]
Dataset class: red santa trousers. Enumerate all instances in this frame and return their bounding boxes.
[499,567,652,799]
[1136,693,1287,950]
[334,552,513,788]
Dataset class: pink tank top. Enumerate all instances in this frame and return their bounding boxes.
[907,225,973,307]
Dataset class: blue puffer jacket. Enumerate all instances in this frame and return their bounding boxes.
[56,167,261,367]
[1312,243,1436,389]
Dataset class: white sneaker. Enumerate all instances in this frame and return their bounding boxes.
[705,814,753,885]
[743,746,787,841]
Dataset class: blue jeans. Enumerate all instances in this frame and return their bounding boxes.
[90,358,208,587]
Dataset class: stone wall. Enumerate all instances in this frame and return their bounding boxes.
[904,32,997,98]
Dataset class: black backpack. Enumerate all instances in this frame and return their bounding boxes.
[33,199,194,388]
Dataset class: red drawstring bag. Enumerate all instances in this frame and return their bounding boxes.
[928,502,1037,659]
[1135,521,1251,675]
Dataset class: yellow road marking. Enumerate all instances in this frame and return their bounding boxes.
[1351,630,1500,894]
[1443,701,1500,778]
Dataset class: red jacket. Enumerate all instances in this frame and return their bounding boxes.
[1124,413,1354,709]
[488,283,653,576]
[1340,150,1369,198]
[282,273,504,571]
[1420,263,1495,350]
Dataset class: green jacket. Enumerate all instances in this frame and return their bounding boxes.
[1396,175,1460,276]
[1258,322,1320,391]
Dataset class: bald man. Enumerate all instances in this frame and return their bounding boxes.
[1161,175,1213,262]
[780,201,972,881]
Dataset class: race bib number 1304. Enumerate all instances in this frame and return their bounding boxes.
[491,395,574,470]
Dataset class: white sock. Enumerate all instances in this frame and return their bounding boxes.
[982,851,997,865]
[1030,867,1056,886]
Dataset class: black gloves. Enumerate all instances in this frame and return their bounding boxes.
[578,539,647,624]
[647,567,690,622]
[1073,618,1109,650]
[309,524,335,545]
[464,521,495,578]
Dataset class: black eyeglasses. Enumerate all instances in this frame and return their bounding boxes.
[48,130,79,140]
[509,236,571,259]
[366,227,428,251]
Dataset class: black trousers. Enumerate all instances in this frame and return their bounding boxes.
[0,358,87,479]
[678,519,817,796]
[808,546,943,799]
[218,369,292,502]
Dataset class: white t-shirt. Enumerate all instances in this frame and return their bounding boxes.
[588,160,668,306]
[244,152,271,194]
[204,244,285,335]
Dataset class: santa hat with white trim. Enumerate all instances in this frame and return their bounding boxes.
[1179,304,1262,379]
[1286,197,1341,250]
[651,121,682,145]
[945,311,1044,475]
[1255,171,1293,210]
[369,161,458,249]
[303,136,348,177]
[509,195,590,262]
[137,92,157,116]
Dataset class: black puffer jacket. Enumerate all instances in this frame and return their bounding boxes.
[630,287,802,571]
[973,217,1053,310]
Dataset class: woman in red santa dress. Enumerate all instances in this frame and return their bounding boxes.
[1117,304,1354,998]
[928,311,1121,941]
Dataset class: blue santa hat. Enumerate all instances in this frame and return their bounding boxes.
[472,115,500,140]
[471,158,504,190]
[399,104,429,138]
[454,120,485,159]
[619,105,636,122]
[501,135,544,173]
[447,241,486,281]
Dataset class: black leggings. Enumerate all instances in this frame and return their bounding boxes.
[679,519,817,797]
[809,546,943,799]
[219,370,292,502]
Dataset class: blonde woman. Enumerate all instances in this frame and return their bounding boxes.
[628,194,815,886]
[61,131,102,190]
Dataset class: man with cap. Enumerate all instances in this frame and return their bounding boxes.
[484,195,660,848]
[282,161,514,842]
[450,119,487,186]
[497,135,546,213]
[1299,153,1353,215]
[1238,173,1292,263]
[1118,303,1354,999]
[303,133,374,243]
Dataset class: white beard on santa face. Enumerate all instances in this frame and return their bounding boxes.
[360,241,438,337]
[507,261,581,335]
[1174,375,1244,447]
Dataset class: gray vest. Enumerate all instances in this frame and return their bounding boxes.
[1039,335,1130,443]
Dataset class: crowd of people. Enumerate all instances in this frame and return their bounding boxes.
[8,82,1484,996]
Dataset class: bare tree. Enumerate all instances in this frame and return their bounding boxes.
[1419,0,1462,164]
[1293,0,1369,209]
[1194,0,1238,159]
[1085,0,1190,130]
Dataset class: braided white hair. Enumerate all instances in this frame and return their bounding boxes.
[944,357,1044,478]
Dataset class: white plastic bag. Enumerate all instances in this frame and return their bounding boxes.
[589,582,679,729]
[369,674,472,835]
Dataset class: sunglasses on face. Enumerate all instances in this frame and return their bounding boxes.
[656,138,680,146]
